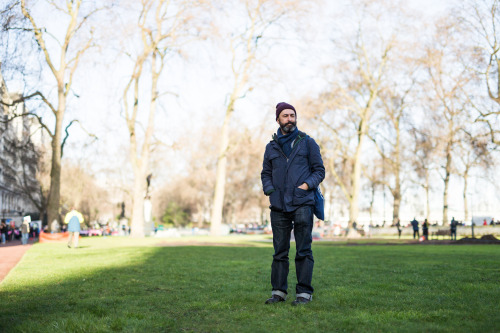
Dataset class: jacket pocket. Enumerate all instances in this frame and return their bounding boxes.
[293,187,313,206]
[269,190,282,210]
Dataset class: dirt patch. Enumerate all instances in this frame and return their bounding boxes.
[455,235,500,245]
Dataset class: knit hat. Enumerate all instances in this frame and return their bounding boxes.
[276,102,296,120]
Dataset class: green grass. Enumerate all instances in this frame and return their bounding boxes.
[1,237,499,332]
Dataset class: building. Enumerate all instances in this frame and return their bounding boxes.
[0,68,42,226]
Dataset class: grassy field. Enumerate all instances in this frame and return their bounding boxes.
[1,237,499,332]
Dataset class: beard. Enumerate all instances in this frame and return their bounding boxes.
[279,119,297,134]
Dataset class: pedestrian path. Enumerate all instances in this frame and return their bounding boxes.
[0,240,33,283]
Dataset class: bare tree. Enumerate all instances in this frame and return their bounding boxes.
[1,0,105,227]
[455,133,492,222]
[209,0,302,235]
[410,127,439,222]
[421,17,476,225]
[313,27,394,227]
[457,0,500,145]
[369,81,415,225]
[120,0,206,237]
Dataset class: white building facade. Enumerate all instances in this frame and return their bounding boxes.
[0,69,42,226]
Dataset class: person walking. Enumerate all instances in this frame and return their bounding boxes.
[261,102,325,306]
[64,208,84,248]
[411,218,419,239]
[21,216,31,245]
[450,217,458,241]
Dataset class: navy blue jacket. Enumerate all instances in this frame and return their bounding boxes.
[261,130,325,212]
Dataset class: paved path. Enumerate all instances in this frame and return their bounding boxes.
[0,240,33,283]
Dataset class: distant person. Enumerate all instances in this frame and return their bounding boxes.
[352,221,358,230]
[0,219,7,244]
[450,217,458,241]
[490,218,495,226]
[9,220,15,241]
[21,216,31,245]
[363,223,371,238]
[422,219,429,241]
[261,102,325,306]
[483,219,487,226]
[64,208,84,248]
[395,219,402,239]
[411,218,419,239]
[51,219,60,233]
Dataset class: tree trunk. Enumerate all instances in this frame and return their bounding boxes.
[392,121,402,225]
[210,104,233,235]
[369,185,375,225]
[442,144,452,226]
[349,137,363,226]
[130,174,146,237]
[463,171,469,222]
[392,190,401,226]
[425,186,430,222]
[46,90,65,229]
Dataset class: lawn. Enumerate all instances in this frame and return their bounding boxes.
[1,237,499,332]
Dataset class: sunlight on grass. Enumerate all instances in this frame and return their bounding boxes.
[1,237,499,332]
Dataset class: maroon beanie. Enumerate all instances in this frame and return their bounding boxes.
[276,102,296,120]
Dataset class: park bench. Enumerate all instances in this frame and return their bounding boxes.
[432,229,450,240]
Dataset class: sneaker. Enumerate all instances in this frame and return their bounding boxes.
[265,294,285,304]
[291,297,311,306]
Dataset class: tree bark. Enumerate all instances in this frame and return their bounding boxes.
[46,85,65,227]
[463,170,469,222]
[442,142,452,226]
[210,104,232,235]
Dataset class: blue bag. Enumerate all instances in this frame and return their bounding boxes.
[306,136,325,220]
[313,186,325,220]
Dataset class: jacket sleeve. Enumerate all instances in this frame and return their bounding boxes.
[304,138,325,189]
[261,145,275,196]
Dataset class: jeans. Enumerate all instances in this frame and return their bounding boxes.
[270,205,314,296]
[1,233,5,244]
[21,232,29,245]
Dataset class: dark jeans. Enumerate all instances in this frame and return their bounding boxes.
[270,205,314,296]
[413,230,419,239]
[451,229,456,240]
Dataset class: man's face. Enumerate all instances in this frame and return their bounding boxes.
[277,109,297,134]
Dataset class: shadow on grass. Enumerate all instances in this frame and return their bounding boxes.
[1,243,499,332]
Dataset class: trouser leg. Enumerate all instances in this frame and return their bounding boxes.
[73,232,79,248]
[293,206,314,296]
[270,210,292,294]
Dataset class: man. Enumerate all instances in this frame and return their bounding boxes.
[21,216,31,245]
[411,218,419,239]
[261,102,325,306]
[450,217,457,241]
[64,208,84,248]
